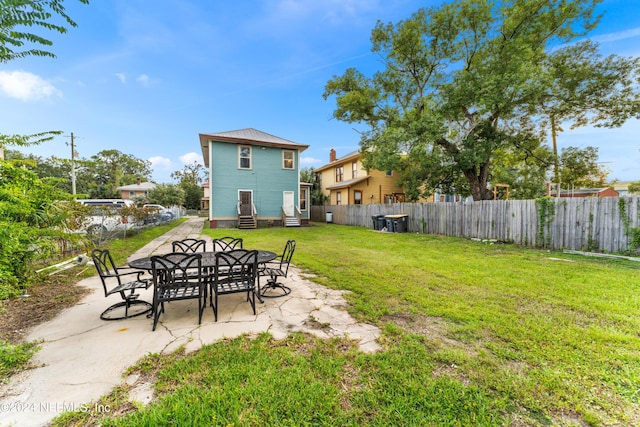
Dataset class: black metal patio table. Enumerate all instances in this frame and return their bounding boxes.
[128,250,278,301]
[128,250,277,270]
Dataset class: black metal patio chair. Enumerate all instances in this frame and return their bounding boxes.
[259,240,296,298]
[172,238,207,253]
[150,252,207,331]
[212,236,243,252]
[91,248,152,320]
[210,249,258,321]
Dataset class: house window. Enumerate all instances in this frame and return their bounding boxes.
[239,145,252,169]
[336,191,342,205]
[283,150,294,169]
[354,190,362,205]
[385,170,393,177]
[300,188,308,211]
[336,166,344,182]
[352,162,358,179]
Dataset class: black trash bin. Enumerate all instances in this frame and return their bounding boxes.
[372,214,385,231]
[394,214,408,232]
[385,214,408,232]
[384,216,395,232]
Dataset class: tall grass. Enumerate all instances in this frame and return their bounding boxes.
[54,223,640,426]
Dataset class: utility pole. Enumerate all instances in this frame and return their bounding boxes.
[70,132,76,195]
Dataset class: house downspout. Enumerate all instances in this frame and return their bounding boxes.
[297,150,301,214]
[208,141,213,224]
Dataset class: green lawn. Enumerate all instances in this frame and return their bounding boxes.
[54,223,640,426]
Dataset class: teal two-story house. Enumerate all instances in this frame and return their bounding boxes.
[199,128,310,229]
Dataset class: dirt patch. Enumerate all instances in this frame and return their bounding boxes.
[0,269,91,344]
[384,313,472,351]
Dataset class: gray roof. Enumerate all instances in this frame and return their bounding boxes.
[326,176,369,190]
[117,182,156,191]
[199,128,309,166]
[207,128,303,145]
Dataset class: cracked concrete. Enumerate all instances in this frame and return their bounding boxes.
[0,217,381,427]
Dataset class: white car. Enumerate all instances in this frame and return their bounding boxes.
[77,199,138,235]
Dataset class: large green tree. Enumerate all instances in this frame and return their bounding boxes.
[557,146,609,189]
[171,161,205,209]
[6,149,153,198]
[323,0,640,201]
[490,143,554,200]
[542,40,640,181]
[5,149,73,191]
[148,184,184,208]
[83,149,152,198]
[300,167,327,206]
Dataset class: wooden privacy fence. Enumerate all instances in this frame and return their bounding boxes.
[310,197,640,254]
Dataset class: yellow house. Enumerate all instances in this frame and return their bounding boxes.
[314,149,405,205]
[200,182,210,211]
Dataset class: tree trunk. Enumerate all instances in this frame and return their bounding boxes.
[463,160,493,201]
[436,136,494,201]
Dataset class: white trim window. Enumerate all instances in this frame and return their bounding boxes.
[283,150,295,169]
[354,190,362,205]
[239,145,252,169]
[300,187,308,211]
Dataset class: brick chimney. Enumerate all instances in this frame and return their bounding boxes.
[137,178,141,185]
[329,148,337,163]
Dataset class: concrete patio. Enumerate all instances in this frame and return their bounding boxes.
[0,217,381,427]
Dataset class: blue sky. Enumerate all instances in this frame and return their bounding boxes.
[1,0,639,184]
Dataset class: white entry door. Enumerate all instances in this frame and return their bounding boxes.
[283,191,295,216]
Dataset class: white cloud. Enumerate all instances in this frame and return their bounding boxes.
[149,156,172,169]
[115,72,127,83]
[137,74,150,86]
[179,152,204,165]
[591,27,640,43]
[300,156,322,166]
[0,71,63,101]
